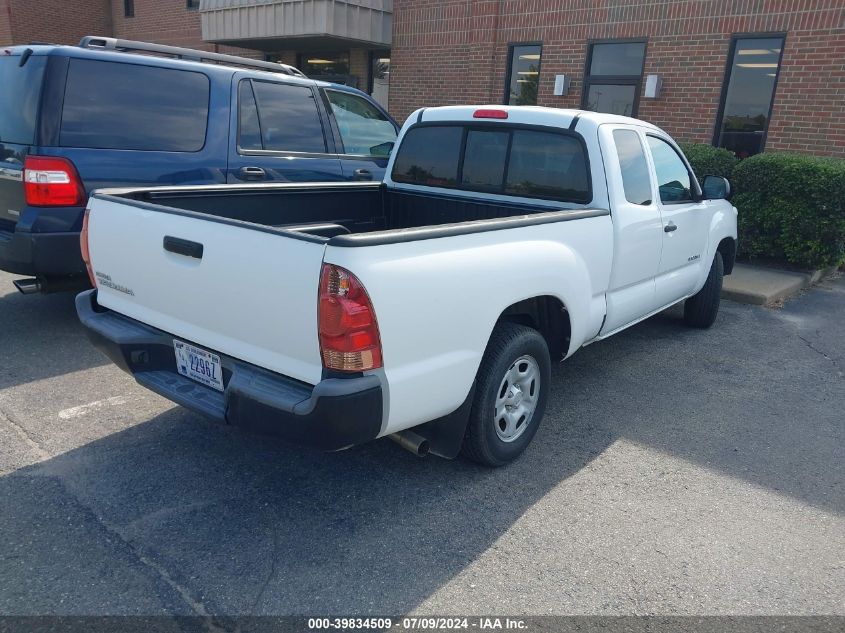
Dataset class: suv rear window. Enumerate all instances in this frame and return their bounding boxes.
[0,55,47,145]
[60,59,210,152]
[392,125,591,203]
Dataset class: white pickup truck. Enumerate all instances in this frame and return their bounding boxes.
[77,106,737,466]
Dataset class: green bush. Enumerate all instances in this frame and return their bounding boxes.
[678,142,739,181]
[731,152,845,269]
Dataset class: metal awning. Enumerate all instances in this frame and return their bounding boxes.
[200,0,392,50]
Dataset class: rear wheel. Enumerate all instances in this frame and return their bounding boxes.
[684,252,724,328]
[461,322,551,466]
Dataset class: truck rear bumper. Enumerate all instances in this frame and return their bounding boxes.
[75,290,383,451]
[0,227,87,278]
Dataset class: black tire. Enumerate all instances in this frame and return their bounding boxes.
[461,322,551,467]
[684,252,724,328]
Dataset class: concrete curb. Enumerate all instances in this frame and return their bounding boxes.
[721,264,838,306]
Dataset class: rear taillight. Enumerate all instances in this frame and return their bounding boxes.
[318,264,382,372]
[80,207,97,287]
[24,156,86,207]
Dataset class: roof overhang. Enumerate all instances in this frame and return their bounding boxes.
[200,0,392,50]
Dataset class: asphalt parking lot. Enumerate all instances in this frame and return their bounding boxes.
[0,269,842,617]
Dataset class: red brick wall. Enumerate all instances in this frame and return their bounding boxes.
[5,0,111,46]
[391,0,845,157]
[0,0,13,46]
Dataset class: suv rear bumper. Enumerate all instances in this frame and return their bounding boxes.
[0,227,87,278]
[75,290,384,450]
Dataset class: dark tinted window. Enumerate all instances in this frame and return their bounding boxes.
[715,36,784,157]
[392,126,591,203]
[589,42,646,76]
[505,131,590,202]
[299,52,349,77]
[613,129,652,205]
[60,59,209,151]
[238,81,262,151]
[583,40,646,117]
[251,81,326,153]
[0,55,46,145]
[505,44,542,106]
[462,130,508,188]
[391,126,462,187]
[647,136,693,203]
[586,84,637,117]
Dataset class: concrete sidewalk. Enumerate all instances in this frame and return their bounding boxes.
[722,262,837,306]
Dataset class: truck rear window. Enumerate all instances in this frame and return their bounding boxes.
[60,59,210,152]
[0,55,47,145]
[392,125,591,203]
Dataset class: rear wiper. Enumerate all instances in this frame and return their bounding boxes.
[19,48,33,67]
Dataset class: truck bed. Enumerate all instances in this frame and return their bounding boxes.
[103,181,594,243]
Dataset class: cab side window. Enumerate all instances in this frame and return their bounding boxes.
[646,136,693,203]
[325,90,397,156]
[238,81,262,151]
[612,129,652,205]
[248,80,326,153]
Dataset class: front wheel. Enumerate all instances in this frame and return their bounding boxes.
[684,252,724,328]
[461,322,551,467]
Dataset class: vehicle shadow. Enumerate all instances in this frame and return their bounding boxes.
[0,281,107,390]
[0,299,841,615]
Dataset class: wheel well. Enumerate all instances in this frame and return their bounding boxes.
[498,296,571,360]
[717,237,737,275]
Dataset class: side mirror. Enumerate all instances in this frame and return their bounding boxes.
[702,175,731,201]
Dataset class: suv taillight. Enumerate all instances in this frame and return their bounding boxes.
[318,264,382,372]
[79,207,97,288]
[24,156,86,207]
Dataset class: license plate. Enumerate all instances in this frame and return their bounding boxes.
[173,339,224,392]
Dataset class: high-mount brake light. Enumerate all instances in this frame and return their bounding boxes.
[318,264,383,372]
[24,156,86,207]
[80,208,97,288]
[473,109,508,119]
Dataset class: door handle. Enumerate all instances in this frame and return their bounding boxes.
[163,236,204,259]
[353,168,373,181]
[238,166,266,181]
[664,222,678,233]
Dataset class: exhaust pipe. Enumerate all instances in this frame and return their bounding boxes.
[389,430,430,457]
[13,278,42,295]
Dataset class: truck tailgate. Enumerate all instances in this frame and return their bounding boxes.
[86,196,326,385]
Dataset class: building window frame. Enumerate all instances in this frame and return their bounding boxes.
[187,0,200,10]
[124,0,134,18]
[712,32,787,156]
[503,42,543,106]
[581,38,648,117]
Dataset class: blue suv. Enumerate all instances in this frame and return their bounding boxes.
[0,37,398,294]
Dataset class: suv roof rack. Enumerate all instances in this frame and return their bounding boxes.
[78,36,307,78]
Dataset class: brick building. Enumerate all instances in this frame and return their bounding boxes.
[3,1,841,156]
[390,0,845,158]
[0,0,393,107]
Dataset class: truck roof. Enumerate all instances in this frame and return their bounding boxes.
[414,105,664,134]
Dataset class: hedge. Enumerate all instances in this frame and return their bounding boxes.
[678,142,739,182]
[730,153,845,269]
[679,144,845,269]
